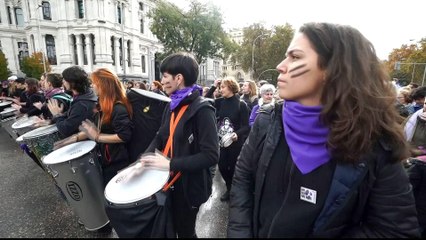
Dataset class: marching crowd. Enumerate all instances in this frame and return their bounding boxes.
[1,22,426,238]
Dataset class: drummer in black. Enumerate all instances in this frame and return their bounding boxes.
[142,52,219,238]
[44,66,97,138]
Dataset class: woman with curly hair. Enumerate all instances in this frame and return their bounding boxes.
[228,22,420,238]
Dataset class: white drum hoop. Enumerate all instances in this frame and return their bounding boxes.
[131,88,171,103]
[104,166,169,205]
[22,125,58,140]
[1,108,16,114]
[43,140,97,165]
[0,101,12,107]
[12,116,38,129]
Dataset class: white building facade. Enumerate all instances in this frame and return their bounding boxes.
[0,0,163,82]
[222,28,249,82]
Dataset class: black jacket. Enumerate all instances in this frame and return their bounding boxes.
[20,91,45,116]
[145,91,219,207]
[53,89,97,138]
[96,103,133,186]
[228,102,420,238]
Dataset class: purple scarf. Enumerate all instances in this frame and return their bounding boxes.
[283,100,330,174]
[44,88,64,99]
[170,85,202,111]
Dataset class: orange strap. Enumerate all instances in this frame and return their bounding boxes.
[162,105,188,191]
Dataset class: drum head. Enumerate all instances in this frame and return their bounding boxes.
[131,88,171,103]
[0,101,11,107]
[43,140,96,165]
[22,125,58,140]
[105,166,169,204]
[16,135,24,143]
[1,108,16,114]
[12,116,38,129]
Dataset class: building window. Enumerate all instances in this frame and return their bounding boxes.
[72,35,78,65]
[7,7,12,24]
[237,72,242,80]
[27,0,31,18]
[139,2,144,11]
[42,2,51,20]
[17,42,29,68]
[77,0,84,19]
[117,4,122,24]
[80,34,87,65]
[91,34,95,64]
[15,8,24,26]
[119,38,123,66]
[30,35,35,53]
[214,61,219,78]
[141,55,146,73]
[45,35,57,65]
[0,40,3,52]
[140,18,144,34]
[127,40,131,67]
[111,36,115,66]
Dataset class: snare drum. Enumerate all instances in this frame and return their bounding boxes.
[1,116,18,140]
[42,140,109,231]
[0,107,16,120]
[127,88,171,162]
[104,164,170,237]
[0,101,12,112]
[21,125,61,164]
[11,116,38,136]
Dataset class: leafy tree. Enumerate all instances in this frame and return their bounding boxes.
[385,38,426,86]
[0,51,10,81]
[20,52,51,79]
[148,0,234,63]
[236,23,294,83]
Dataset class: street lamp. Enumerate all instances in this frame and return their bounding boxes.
[36,3,47,73]
[251,33,267,78]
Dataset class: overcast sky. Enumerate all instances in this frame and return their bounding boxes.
[172,0,426,60]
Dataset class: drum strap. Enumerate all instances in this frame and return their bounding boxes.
[162,105,189,192]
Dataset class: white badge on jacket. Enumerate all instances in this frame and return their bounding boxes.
[300,186,317,204]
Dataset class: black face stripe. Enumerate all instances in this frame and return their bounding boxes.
[290,69,310,78]
[288,63,307,73]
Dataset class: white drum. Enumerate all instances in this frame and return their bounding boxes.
[0,101,12,112]
[0,107,16,120]
[11,116,38,136]
[105,165,170,205]
[43,140,109,231]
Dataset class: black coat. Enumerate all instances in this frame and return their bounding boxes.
[145,91,219,207]
[20,91,45,116]
[228,103,420,238]
[53,89,97,138]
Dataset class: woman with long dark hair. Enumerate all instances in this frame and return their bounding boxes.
[11,78,45,116]
[228,22,420,238]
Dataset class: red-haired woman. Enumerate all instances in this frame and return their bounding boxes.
[54,68,134,186]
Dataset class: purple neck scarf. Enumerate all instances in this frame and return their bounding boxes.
[283,100,330,174]
[45,88,64,99]
[170,85,202,111]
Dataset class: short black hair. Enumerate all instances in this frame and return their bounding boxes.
[160,52,199,86]
[15,77,25,84]
[62,66,90,94]
[410,86,426,100]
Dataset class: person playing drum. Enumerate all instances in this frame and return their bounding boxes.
[35,66,98,138]
[140,52,219,238]
[54,68,134,187]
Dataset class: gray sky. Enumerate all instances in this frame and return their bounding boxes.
[172,0,426,60]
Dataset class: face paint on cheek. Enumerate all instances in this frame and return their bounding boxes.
[288,63,310,78]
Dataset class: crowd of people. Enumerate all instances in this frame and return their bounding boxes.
[1,21,425,238]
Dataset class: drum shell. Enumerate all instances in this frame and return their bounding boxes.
[0,101,11,112]
[0,109,16,120]
[47,148,109,231]
[24,130,61,163]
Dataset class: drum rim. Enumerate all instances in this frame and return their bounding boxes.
[130,88,171,103]
[0,108,16,114]
[0,101,12,106]
[11,116,38,129]
[104,166,170,204]
[21,125,58,140]
[43,140,97,165]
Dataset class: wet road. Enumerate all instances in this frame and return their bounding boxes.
[0,125,229,238]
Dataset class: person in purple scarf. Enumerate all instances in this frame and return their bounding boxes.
[141,52,219,238]
[227,22,420,238]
